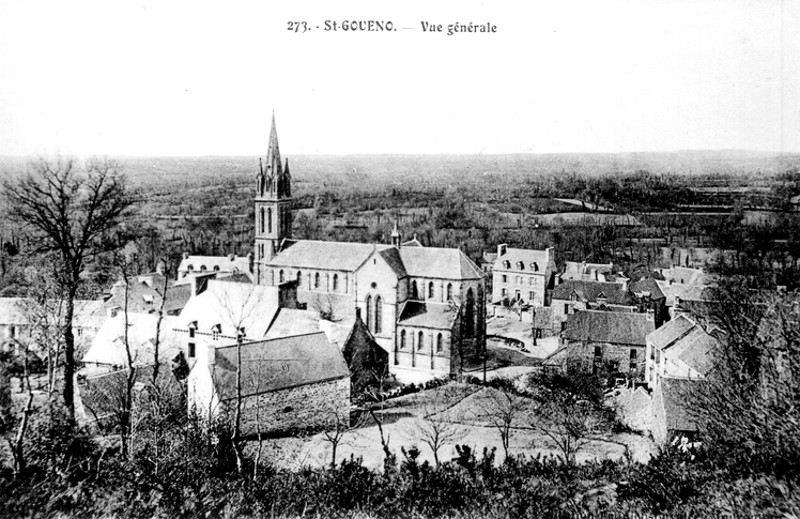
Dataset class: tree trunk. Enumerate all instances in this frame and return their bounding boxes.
[62,287,77,426]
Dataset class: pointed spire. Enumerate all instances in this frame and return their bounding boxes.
[266,111,282,180]
[391,221,401,247]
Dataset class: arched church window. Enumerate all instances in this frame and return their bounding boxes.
[366,295,373,331]
[428,282,434,299]
[296,270,302,282]
[447,283,453,301]
[418,331,424,351]
[333,274,339,291]
[411,281,419,300]
[279,269,284,283]
[375,296,383,334]
[437,333,443,353]
[314,272,320,289]
[400,330,406,349]
[268,208,273,233]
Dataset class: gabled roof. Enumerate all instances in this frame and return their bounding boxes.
[212,331,349,400]
[647,314,695,348]
[397,301,458,330]
[401,237,423,247]
[667,327,717,376]
[493,247,551,273]
[398,247,484,280]
[177,280,281,340]
[269,240,386,272]
[83,313,182,368]
[552,280,633,306]
[563,310,655,346]
[629,277,665,300]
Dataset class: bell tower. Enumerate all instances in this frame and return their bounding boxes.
[255,112,292,284]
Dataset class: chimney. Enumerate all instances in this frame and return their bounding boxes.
[355,306,362,320]
[228,253,236,262]
[646,308,655,322]
[183,252,190,260]
[497,243,507,257]
[391,222,401,248]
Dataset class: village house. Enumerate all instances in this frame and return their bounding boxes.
[176,253,251,282]
[549,310,656,378]
[645,315,718,443]
[490,244,556,307]
[187,331,350,435]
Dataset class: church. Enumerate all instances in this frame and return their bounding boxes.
[254,114,487,382]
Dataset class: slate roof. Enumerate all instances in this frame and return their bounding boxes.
[629,277,665,300]
[82,313,182,368]
[668,327,717,376]
[662,378,701,432]
[177,280,281,340]
[379,248,407,277]
[0,297,104,328]
[269,240,385,272]
[552,280,633,306]
[397,301,458,330]
[398,247,484,280]
[162,284,192,315]
[563,310,655,346]
[212,331,349,400]
[563,261,613,275]
[647,314,695,348]
[493,248,551,273]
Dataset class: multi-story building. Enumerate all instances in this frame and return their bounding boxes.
[490,244,555,307]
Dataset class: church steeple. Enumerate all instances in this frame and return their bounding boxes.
[255,111,293,284]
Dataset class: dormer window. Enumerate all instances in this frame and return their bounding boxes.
[570,292,578,302]
[200,265,207,272]
[187,264,194,272]
[211,324,222,341]
[188,321,197,338]
[238,327,246,339]
[531,262,539,272]
[517,261,524,270]
[142,294,154,305]
[502,260,511,269]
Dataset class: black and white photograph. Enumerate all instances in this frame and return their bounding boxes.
[0,0,799,517]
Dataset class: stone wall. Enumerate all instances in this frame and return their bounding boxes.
[237,376,350,436]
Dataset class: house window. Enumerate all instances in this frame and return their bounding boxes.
[501,275,507,283]
[400,330,406,349]
[447,283,453,301]
[9,325,16,338]
[212,324,221,341]
[189,327,195,338]
[515,290,521,301]
[630,349,637,359]
[436,333,443,353]
[532,262,539,272]
[418,331,424,351]
[594,346,602,360]
[333,274,339,291]
[517,261,524,270]
[188,342,196,358]
[411,281,419,300]
[503,260,510,269]
[529,291,535,301]
[502,288,507,297]
[314,272,320,289]
[564,304,569,314]
[76,327,83,338]
[296,270,302,282]
[375,296,383,334]
[428,282,434,299]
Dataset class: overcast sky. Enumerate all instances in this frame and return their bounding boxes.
[0,0,798,156]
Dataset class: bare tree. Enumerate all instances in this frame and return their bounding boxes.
[481,383,531,460]
[412,389,467,467]
[320,404,352,469]
[3,157,131,425]
[214,281,266,475]
[6,338,35,477]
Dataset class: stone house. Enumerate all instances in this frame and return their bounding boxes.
[560,261,614,282]
[645,315,718,444]
[491,244,556,307]
[187,331,350,435]
[551,280,636,330]
[560,310,656,378]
